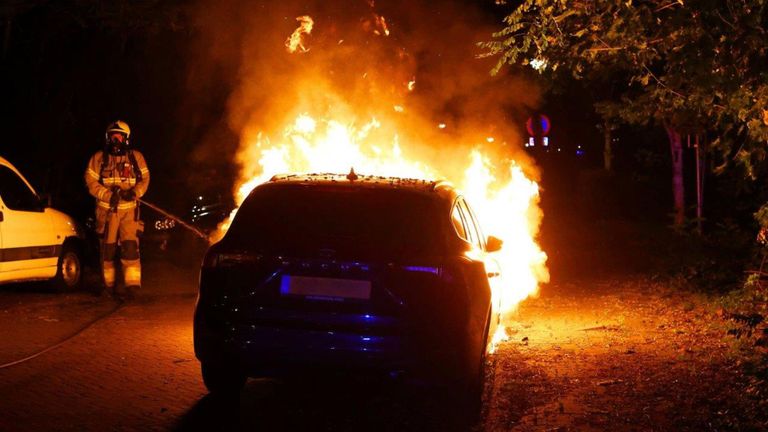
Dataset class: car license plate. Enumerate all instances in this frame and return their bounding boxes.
[280,276,371,301]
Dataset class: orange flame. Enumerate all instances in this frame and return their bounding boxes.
[372,14,390,36]
[285,16,314,53]
[218,12,548,350]
[217,111,548,338]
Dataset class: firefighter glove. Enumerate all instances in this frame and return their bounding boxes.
[109,189,120,208]
[120,188,137,201]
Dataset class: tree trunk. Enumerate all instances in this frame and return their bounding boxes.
[666,126,685,227]
[603,121,613,172]
[694,134,703,234]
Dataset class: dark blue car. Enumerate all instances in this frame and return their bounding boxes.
[193,173,502,410]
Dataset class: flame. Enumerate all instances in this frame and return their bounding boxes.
[218,12,548,351]
[216,111,549,346]
[285,16,314,53]
[372,14,390,36]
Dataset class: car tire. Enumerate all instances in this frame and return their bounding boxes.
[201,362,246,396]
[53,242,83,292]
[453,313,491,424]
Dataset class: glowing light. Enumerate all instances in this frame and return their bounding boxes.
[486,137,495,143]
[530,58,548,71]
[438,123,447,129]
[488,323,508,353]
[294,114,316,134]
[393,105,404,113]
[372,14,390,36]
[407,80,416,91]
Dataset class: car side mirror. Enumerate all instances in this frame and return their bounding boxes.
[486,235,503,252]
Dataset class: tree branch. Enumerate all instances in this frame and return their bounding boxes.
[587,46,624,52]
[715,10,737,31]
[654,1,683,13]
[642,64,686,99]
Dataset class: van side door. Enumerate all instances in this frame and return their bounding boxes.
[0,165,57,274]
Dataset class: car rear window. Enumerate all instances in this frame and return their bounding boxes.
[226,184,444,259]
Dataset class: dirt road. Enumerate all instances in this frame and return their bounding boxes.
[483,278,765,431]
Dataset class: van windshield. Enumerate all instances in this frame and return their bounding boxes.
[226,185,444,259]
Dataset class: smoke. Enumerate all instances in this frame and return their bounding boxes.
[186,0,541,188]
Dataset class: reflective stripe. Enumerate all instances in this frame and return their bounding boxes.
[0,245,61,262]
[124,264,141,286]
[140,168,149,174]
[97,201,137,210]
[103,265,115,287]
[102,179,137,185]
[87,169,100,179]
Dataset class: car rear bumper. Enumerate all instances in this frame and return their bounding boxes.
[195,321,411,374]
[193,308,465,381]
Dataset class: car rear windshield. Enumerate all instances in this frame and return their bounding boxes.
[226,184,444,259]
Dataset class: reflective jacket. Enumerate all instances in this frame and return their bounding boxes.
[85,150,150,210]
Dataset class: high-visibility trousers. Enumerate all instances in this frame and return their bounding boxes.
[96,206,142,288]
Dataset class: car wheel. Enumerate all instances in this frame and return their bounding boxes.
[201,362,246,396]
[454,313,491,424]
[53,243,83,292]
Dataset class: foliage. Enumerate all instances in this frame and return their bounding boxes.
[482,0,768,175]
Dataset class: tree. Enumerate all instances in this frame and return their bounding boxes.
[483,0,768,227]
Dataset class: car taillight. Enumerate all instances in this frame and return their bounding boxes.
[401,265,441,275]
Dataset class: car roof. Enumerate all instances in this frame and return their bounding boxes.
[265,172,458,201]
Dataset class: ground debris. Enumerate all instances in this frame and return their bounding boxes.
[588,408,610,415]
[483,278,768,432]
[580,325,621,332]
[596,379,624,386]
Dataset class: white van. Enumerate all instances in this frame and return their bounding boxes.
[0,156,85,290]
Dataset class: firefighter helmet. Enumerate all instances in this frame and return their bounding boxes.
[105,120,131,143]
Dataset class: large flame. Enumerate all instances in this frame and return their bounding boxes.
[214,11,548,349]
[219,111,548,322]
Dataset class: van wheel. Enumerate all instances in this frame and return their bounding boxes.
[53,243,83,292]
[201,362,246,396]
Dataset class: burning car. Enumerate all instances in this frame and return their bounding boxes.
[194,171,504,409]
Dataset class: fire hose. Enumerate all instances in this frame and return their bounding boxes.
[0,301,124,369]
[137,198,209,241]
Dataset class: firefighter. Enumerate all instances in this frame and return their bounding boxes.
[85,120,150,299]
